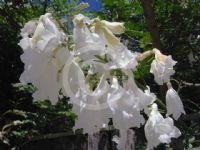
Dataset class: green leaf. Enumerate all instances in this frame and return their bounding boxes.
[134,55,154,79]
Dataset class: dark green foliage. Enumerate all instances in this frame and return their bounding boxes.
[0,0,47,114]
[0,1,76,149]
[0,83,76,149]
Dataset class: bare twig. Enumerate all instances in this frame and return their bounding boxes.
[181,80,200,87]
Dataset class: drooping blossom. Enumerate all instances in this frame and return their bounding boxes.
[91,18,124,46]
[62,59,113,133]
[20,20,38,38]
[107,73,156,149]
[90,17,139,70]
[107,77,145,128]
[145,103,181,150]
[19,13,70,104]
[166,82,186,120]
[73,14,106,61]
[150,48,177,85]
[105,44,139,70]
[19,12,184,150]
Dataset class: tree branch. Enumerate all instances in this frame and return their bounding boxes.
[140,0,166,100]
[140,0,161,49]
[181,80,200,87]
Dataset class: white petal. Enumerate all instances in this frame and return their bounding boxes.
[145,103,181,149]
[101,20,125,35]
[166,86,186,120]
[150,49,177,85]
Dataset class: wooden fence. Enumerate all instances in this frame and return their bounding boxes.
[22,129,121,150]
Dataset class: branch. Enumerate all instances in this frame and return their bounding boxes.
[181,80,200,87]
[140,0,166,100]
[140,0,161,49]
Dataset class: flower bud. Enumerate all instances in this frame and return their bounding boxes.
[166,82,186,120]
[101,20,125,34]
[74,2,89,11]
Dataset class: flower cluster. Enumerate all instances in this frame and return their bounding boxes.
[19,12,185,149]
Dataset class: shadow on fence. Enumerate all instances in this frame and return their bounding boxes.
[21,129,119,150]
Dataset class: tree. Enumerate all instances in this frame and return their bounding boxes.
[99,0,200,149]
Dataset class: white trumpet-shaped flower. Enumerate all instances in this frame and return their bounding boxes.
[107,77,145,149]
[19,12,183,150]
[126,71,156,112]
[20,46,70,104]
[62,60,113,134]
[73,14,106,61]
[145,103,181,150]
[20,20,38,38]
[100,20,125,35]
[107,77,145,127]
[91,18,125,46]
[166,82,186,120]
[150,48,177,85]
[19,13,70,104]
[105,44,139,70]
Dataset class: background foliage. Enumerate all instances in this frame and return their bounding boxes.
[0,1,76,149]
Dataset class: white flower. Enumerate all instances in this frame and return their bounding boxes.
[62,60,110,109]
[73,14,106,61]
[145,103,181,150]
[19,13,70,104]
[105,44,138,70]
[126,71,156,112]
[92,18,125,46]
[20,47,70,104]
[166,82,186,120]
[100,20,125,35]
[20,20,38,37]
[150,48,177,85]
[107,77,145,149]
[107,77,145,127]
[62,61,112,134]
[72,104,112,134]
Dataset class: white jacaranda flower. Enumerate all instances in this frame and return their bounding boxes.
[107,77,145,127]
[20,20,38,37]
[73,14,138,70]
[107,77,145,149]
[19,13,70,104]
[19,12,184,150]
[20,46,70,104]
[62,60,113,134]
[73,14,106,61]
[18,36,33,51]
[145,103,181,150]
[166,82,186,120]
[72,104,112,134]
[91,18,125,46]
[126,71,156,112]
[62,60,110,110]
[150,48,177,85]
[101,20,125,35]
[105,44,138,70]
[34,13,66,53]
